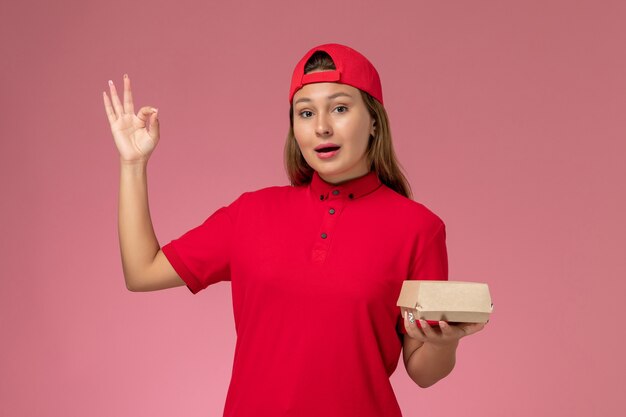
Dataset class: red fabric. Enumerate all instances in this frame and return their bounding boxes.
[162,170,448,417]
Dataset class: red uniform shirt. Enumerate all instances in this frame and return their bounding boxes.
[162,170,448,416]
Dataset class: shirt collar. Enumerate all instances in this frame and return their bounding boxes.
[310,170,382,201]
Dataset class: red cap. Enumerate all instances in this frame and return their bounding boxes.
[289,43,384,106]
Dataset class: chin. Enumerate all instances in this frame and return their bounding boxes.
[309,162,338,175]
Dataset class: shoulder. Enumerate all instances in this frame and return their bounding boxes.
[378,185,445,234]
[235,184,298,203]
[225,183,300,213]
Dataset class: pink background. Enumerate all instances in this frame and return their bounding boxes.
[1,0,624,416]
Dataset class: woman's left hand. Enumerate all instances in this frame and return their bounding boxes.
[403,309,486,347]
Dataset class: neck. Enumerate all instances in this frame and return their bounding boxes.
[318,169,371,185]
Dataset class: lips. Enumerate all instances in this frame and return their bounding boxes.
[315,144,341,153]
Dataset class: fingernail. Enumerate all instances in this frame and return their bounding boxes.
[108,80,113,86]
[124,73,128,79]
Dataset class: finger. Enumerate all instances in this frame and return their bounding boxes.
[123,74,135,115]
[137,106,157,128]
[405,310,418,328]
[148,109,159,140]
[108,80,124,118]
[461,323,485,336]
[103,91,117,125]
[404,311,425,341]
[403,310,412,327]
[419,320,437,338]
[439,321,456,337]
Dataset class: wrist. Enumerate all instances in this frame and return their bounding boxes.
[120,158,149,167]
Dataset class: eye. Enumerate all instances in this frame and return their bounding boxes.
[299,110,313,118]
[334,105,348,113]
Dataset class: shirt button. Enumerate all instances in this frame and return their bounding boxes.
[320,195,324,200]
[329,208,335,214]
[348,193,354,199]
[332,190,340,195]
[321,233,328,239]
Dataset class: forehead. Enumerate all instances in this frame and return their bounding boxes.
[293,82,360,104]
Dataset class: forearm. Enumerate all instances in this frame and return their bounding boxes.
[118,160,160,288]
[406,340,458,388]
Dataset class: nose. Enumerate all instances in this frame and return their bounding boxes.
[315,114,332,137]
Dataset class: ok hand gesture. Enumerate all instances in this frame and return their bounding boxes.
[103,74,159,164]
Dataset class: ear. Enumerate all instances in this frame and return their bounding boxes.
[370,119,377,137]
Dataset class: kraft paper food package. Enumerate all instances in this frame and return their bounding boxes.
[396,280,493,323]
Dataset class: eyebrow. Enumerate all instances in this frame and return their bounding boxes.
[294,92,353,105]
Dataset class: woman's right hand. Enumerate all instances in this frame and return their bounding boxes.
[103,74,160,164]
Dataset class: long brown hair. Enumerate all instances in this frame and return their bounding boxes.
[284,51,413,199]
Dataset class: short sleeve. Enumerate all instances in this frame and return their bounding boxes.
[408,222,448,282]
[161,197,240,295]
[397,222,449,334]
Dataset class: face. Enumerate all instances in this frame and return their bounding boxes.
[292,79,376,184]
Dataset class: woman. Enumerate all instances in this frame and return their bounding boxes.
[103,43,485,417]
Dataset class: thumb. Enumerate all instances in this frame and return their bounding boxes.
[137,106,156,126]
[148,109,159,140]
[459,322,485,337]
